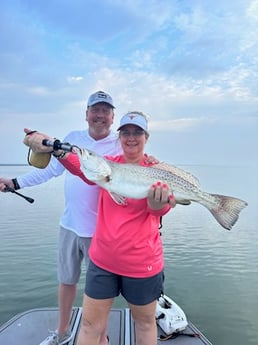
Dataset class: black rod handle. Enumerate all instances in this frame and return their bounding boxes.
[4,185,34,204]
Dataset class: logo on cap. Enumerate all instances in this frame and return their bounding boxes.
[97,92,108,99]
[87,91,114,108]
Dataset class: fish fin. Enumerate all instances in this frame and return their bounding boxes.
[109,192,127,205]
[208,194,248,230]
[176,199,191,206]
[152,162,201,188]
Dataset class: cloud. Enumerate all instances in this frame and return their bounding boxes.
[67,76,84,83]
[0,0,257,165]
[150,117,212,132]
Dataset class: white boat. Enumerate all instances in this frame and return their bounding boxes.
[0,295,212,345]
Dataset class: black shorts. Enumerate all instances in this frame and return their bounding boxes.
[85,260,164,305]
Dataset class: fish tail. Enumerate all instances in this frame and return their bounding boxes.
[208,194,248,230]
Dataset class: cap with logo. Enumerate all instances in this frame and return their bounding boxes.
[87,91,115,108]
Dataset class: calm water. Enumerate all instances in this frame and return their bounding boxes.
[0,165,258,345]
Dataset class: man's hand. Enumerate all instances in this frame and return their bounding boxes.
[0,178,14,192]
[23,128,53,153]
[147,181,176,210]
[144,154,159,165]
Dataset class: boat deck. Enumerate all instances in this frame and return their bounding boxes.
[0,307,212,345]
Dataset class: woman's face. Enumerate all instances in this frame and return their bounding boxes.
[119,124,149,160]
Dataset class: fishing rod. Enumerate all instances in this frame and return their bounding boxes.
[42,139,75,152]
[4,184,34,204]
[3,141,72,204]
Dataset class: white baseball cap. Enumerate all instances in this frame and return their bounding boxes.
[87,91,115,108]
[117,112,148,133]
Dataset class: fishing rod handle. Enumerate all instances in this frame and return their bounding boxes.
[4,184,34,204]
[42,139,73,152]
[16,192,35,204]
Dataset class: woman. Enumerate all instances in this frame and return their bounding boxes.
[24,111,176,345]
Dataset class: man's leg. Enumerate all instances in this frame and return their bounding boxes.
[57,283,77,334]
[56,228,84,335]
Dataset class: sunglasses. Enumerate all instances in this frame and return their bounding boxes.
[120,129,145,137]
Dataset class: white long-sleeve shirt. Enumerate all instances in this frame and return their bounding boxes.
[17,130,121,237]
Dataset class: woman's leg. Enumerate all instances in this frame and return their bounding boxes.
[76,294,113,345]
[129,300,157,345]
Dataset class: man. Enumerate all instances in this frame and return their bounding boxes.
[0,91,121,345]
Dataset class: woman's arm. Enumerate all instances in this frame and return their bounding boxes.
[59,153,94,185]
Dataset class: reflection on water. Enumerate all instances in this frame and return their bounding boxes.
[0,165,258,345]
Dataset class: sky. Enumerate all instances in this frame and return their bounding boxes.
[0,0,257,165]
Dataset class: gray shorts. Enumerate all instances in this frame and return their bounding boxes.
[58,227,92,285]
[85,260,164,305]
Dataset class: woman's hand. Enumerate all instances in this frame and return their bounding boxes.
[147,181,176,210]
[23,128,54,153]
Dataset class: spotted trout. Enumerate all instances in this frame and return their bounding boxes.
[75,148,247,231]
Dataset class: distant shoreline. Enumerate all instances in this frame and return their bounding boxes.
[0,164,29,166]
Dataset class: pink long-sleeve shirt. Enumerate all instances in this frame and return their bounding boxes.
[61,153,171,277]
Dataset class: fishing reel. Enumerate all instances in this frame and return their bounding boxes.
[27,139,77,169]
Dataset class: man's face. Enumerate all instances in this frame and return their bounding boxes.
[86,102,114,135]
